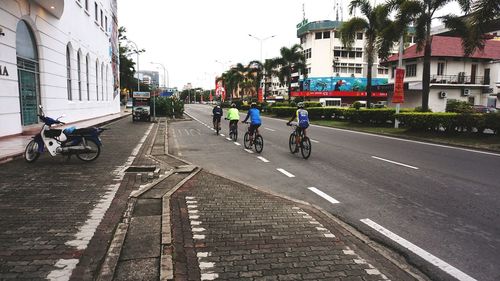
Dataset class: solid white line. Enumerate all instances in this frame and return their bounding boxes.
[371,156,419,170]
[234,142,241,146]
[264,127,276,132]
[277,168,295,178]
[257,156,269,163]
[308,187,340,204]
[310,139,319,143]
[244,149,254,154]
[360,219,477,281]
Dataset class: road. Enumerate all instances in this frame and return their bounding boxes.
[169,104,500,281]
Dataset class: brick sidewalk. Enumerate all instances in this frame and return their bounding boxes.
[170,171,420,281]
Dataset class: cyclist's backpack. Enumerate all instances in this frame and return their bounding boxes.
[298,109,309,128]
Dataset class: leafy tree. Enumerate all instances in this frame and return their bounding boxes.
[340,0,398,108]
[389,0,471,111]
[118,27,149,95]
[275,44,307,102]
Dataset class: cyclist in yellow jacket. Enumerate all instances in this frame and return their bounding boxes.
[225,103,240,135]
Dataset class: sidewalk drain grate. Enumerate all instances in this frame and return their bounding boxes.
[125,166,157,173]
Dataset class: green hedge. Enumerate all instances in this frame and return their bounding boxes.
[396,112,500,134]
[270,107,398,124]
[152,97,184,118]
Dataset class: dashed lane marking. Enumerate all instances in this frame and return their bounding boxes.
[371,156,419,170]
[361,218,477,281]
[277,168,295,178]
[308,187,340,204]
[257,156,269,163]
[234,142,241,146]
[264,127,276,131]
[244,149,254,154]
[310,139,319,143]
[226,137,232,141]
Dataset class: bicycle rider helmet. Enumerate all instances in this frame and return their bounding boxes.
[297,102,305,108]
[251,102,257,108]
[231,103,236,108]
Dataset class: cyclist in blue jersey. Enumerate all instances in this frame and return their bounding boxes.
[242,102,261,145]
[287,102,309,152]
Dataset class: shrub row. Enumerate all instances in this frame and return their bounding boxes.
[152,97,184,118]
[396,112,500,134]
[270,107,402,124]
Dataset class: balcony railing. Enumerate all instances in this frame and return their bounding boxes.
[430,74,487,85]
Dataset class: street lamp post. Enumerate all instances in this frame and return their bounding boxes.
[248,34,276,102]
[127,40,140,92]
[150,61,169,88]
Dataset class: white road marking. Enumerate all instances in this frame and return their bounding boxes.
[371,156,419,170]
[361,218,477,281]
[277,168,295,178]
[257,156,269,163]
[324,233,336,238]
[234,142,241,146]
[220,133,225,137]
[264,127,276,131]
[310,139,319,143]
[244,149,254,154]
[186,196,195,200]
[193,234,205,240]
[226,137,232,141]
[308,187,340,204]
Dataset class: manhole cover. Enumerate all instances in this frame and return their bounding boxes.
[125,166,157,173]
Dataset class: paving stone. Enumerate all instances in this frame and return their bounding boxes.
[113,258,159,281]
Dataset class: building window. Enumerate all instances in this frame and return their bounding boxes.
[77,51,82,101]
[391,67,396,78]
[307,67,311,74]
[100,10,103,27]
[356,51,362,58]
[101,64,104,100]
[66,44,72,100]
[96,61,99,100]
[356,33,363,40]
[437,62,445,75]
[94,2,98,22]
[303,48,312,59]
[86,55,90,100]
[323,31,330,39]
[106,65,109,100]
[334,31,340,38]
[315,32,322,40]
[406,64,417,77]
[85,0,89,10]
[105,16,108,32]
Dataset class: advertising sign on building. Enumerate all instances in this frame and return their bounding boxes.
[132,91,150,98]
[392,68,405,103]
[302,77,388,92]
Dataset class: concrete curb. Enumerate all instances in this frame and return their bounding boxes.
[160,167,201,281]
[0,113,131,164]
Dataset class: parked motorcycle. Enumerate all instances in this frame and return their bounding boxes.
[24,106,106,163]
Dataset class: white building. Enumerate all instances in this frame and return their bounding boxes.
[294,19,413,104]
[382,36,500,112]
[0,0,120,138]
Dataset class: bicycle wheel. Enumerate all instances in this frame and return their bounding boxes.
[254,134,263,153]
[215,122,219,135]
[289,132,297,153]
[24,140,40,163]
[243,132,251,148]
[76,138,101,162]
[301,137,312,159]
[232,127,238,141]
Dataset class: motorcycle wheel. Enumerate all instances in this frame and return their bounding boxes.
[76,138,101,162]
[24,140,40,163]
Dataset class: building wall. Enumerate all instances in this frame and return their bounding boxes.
[0,0,119,137]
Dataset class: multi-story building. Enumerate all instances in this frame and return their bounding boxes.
[382,36,500,112]
[293,19,409,105]
[0,0,120,138]
[137,70,160,88]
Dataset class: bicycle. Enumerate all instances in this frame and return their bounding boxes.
[213,115,221,135]
[243,122,263,153]
[226,118,238,141]
[288,124,311,159]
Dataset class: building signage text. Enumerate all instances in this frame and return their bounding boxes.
[0,65,9,77]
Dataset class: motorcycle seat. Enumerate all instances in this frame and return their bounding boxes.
[66,127,96,136]
[44,129,62,138]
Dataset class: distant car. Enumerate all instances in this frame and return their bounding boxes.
[473,105,497,113]
[126,101,133,108]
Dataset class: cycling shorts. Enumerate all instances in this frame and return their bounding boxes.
[213,115,221,123]
[249,124,261,135]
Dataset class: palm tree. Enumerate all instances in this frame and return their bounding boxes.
[340,0,398,108]
[390,0,471,111]
[275,44,307,102]
[443,0,499,56]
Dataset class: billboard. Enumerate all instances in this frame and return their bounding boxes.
[302,77,388,92]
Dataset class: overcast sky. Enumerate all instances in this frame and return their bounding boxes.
[118,0,461,90]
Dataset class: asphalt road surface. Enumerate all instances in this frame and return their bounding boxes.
[169,104,500,281]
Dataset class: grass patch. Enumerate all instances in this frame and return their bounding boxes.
[310,119,500,152]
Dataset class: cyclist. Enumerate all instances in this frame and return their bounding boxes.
[225,103,240,134]
[287,102,309,152]
[242,102,261,145]
[212,104,223,130]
